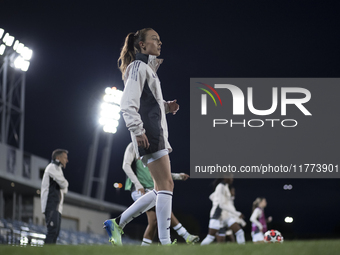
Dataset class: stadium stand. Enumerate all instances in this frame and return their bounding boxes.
[0,143,134,245]
[0,218,138,245]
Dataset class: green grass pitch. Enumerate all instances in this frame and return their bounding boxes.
[1,240,339,255]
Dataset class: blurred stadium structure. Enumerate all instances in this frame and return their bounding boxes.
[0,29,129,245]
[0,218,137,245]
[0,143,128,245]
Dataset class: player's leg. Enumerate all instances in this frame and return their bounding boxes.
[171,212,200,244]
[54,212,61,243]
[215,227,227,243]
[252,232,264,243]
[225,229,235,243]
[103,189,157,245]
[148,154,173,191]
[201,219,220,245]
[44,210,59,244]
[116,189,158,229]
[142,209,157,246]
[229,222,245,244]
[130,190,158,246]
[148,154,173,245]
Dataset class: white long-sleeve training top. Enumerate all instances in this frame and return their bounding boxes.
[120,53,172,159]
[209,182,242,219]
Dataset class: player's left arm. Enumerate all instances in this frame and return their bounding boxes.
[164,100,179,115]
[171,173,189,181]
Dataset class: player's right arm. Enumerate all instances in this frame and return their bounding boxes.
[122,143,144,192]
[120,62,147,137]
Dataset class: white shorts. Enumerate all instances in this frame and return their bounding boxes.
[208,219,222,230]
[221,217,236,228]
[208,217,236,230]
[226,229,233,236]
[131,188,152,201]
[141,149,168,166]
[217,227,233,236]
[252,232,264,242]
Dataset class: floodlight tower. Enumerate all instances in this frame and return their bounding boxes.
[82,87,122,200]
[0,28,33,150]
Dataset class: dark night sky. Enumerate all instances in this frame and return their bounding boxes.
[1,0,340,239]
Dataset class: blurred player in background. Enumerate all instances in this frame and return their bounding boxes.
[250,197,272,243]
[201,178,245,245]
[215,185,246,243]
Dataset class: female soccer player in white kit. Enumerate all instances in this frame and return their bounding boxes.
[215,185,246,243]
[103,28,179,246]
[201,178,245,245]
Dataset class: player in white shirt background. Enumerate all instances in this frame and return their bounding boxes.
[201,178,245,245]
[215,185,247,243]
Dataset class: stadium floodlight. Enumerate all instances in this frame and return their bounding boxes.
[103,124,117,133]
[0,44,5,55]
[20,60,30,72]
[113,182,123,189]
[103,86,123,105]
[2,33,8,42]
[0,29,33,72]
[105,87,112,94]
[22,46,33,60]
[13,40,19,51]
[14,56,24,69]
[3,33,15,47]
[16,42,24,54]
[284,216,293,223]
[99,87,122,133]
[13,56,30,72]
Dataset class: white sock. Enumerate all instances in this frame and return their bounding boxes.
[156,190,173,245]
[119,190,157,229]
[235,229,245,244]
[141,238,152,246]
[201,234,215,245]
[173,223,190,240]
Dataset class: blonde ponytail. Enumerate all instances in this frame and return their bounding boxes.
[117,28,154,79]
